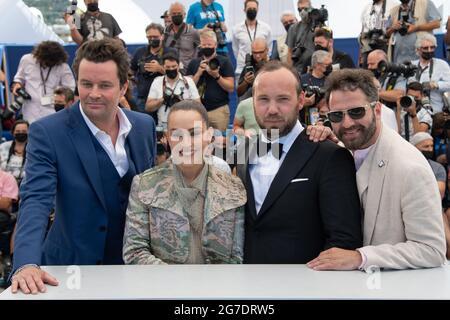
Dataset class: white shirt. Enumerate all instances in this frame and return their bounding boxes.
[249,121,304,214]
[231,19,272,76]
[148,74,200,129]
[80,105,132,177]
[360,2,388,33]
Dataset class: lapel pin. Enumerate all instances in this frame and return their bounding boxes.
[378,160,385,168]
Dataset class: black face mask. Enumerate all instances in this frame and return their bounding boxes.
[323,65,333,76]
[421,51,435,61]
[14,133,28,143]
[172,15,184,26]
[421,150,434,160]
[369,68,381,78]
[87,3,99,12]
[54,104,65,112]
[149,39,161,48]
[314,44,328,52]
[246,9,257,21]
[166,69,178,79]
[200,47,215,57]
[284,23,294,33]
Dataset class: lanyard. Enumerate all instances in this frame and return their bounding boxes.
[245,20,258,42]
[416,59,434,81]
[39,66,53,95]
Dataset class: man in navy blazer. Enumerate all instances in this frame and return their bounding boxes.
[11,39,156,294]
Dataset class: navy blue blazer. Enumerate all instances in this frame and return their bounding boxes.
[12,103,156,272]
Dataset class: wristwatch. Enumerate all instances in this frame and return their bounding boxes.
[214,75,221,81]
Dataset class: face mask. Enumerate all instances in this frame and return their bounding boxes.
[87,3,99,12]
[421,51,434,61]
[314,44,328,52]
[284,23,294,33]
[201,47,215,57]
[421,151,434,160]
[54,104,65,112]
[369,68,381,79]
[166,69,178,79]
[323,65,333,76]
[246,9,257,21]
[14,133,28,143]
[172,15,184,26]
[298,8,309,20]
[149,39,161,48]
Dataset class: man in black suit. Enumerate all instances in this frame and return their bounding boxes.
[236,60,362,264]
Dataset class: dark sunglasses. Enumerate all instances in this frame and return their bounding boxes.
[327,102,376,123]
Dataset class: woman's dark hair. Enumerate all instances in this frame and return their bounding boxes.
[8,120,30,167]
[32,41,68,68]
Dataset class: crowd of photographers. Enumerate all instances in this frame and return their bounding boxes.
[1,0,450,285]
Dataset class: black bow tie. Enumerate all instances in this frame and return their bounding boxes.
[256,141,284,159]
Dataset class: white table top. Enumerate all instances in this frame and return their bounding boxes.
[1,264,450,300]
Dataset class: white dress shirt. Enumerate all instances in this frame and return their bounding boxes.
[249,121,304,214]
[80,105,132,177]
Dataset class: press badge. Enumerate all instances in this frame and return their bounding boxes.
[41,95,53,106]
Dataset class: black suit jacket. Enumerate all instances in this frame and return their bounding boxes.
[237,131,362,264]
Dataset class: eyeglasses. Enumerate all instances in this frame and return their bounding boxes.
[327,102,376,123]
[420,46,436,51]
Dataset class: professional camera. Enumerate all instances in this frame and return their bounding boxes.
[66,0,77,15]
[367,28,387,50]
[303,84,326,101]
[377,61,418,78]
[138,55,157,78]
[207,22,226,48]
[399,95,415,109]
[421,81,433,98]
[244,54,255,74]
[10,87,31,113]
[421,96,433,112]
[309,5,328,29]
[163,92,183,109]
[208,57,220,71]
[398,9,410,36]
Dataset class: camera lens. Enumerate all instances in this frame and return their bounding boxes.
[208,58,220,71]
[400,96,413,108]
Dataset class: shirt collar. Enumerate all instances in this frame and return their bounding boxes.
[260,120,304,154]
[79,104,132,138]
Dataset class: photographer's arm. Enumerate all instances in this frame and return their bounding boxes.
[64,14,83,45]
[217,76,234,93]
[146,97,164,113]
[379,88,405,103]
[408,19,440,33]
[287,48,293,66]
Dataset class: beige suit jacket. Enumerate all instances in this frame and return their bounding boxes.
[357,125,446,270]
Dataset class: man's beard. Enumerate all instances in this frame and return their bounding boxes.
[256,111,298,140]
[336,110,377,150]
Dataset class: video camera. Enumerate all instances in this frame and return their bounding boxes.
[207,22,226,48]
[309,5,328,29]
[377,60,418,78]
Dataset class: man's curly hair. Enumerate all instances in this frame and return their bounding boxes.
[32,41,68,68]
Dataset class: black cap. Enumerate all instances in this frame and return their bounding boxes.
[160,10,169,19]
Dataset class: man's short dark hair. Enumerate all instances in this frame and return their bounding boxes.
[407,81,424,93]
[253,60,302,96]
[244,0,259,9]
[168,100,209,127]
[162,52,180,65]
[72,38,130,87]
[314,27,333,40]
[54,86,75,103]
[145,23,164,35]
[325,69,378,104]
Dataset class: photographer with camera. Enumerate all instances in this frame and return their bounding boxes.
[410,33,450,114]
[386,0,440,64]
[64,0,122,45]
[146,53,200,131]
[186,30,234,132]
[367,49,407,109]
[300,50,331,125]
[11,41,75,123]
[187,0,229,56]
[163,2,200,75]
[396,81,432,141]
[130,23,177,116]
[287,0,328,74]
[359,0,389,68]
[237,38,269,99]
[231,0,272,80]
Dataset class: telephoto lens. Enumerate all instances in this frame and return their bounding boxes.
[399,95,414,109]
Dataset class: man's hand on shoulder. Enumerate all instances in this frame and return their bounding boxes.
[306,124,339,143]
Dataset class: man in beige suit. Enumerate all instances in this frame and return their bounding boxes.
[308,69,446,271]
